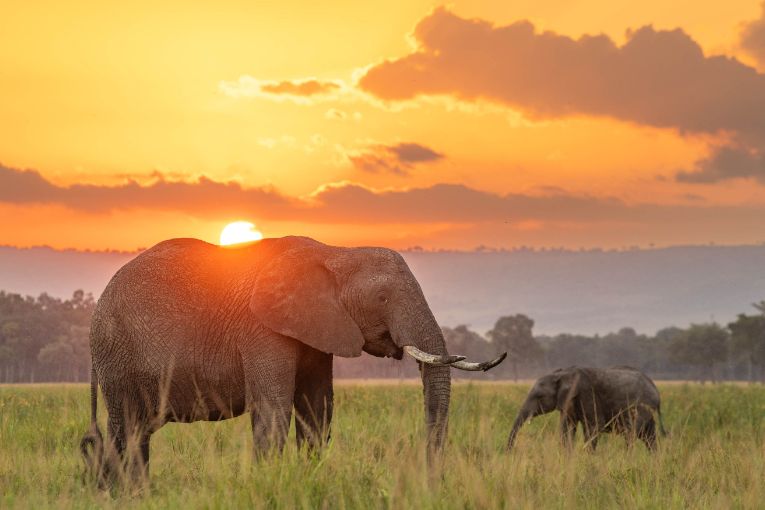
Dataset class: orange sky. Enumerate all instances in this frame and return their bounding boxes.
[2,0,765,250]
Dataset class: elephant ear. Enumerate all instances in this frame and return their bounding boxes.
[556,370,590,411]
[556,371,580,413]
[249,247,364,357]
[557,370,599,423]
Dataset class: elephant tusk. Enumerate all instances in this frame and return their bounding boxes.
[450,352,508,372]
[403,345,466,365]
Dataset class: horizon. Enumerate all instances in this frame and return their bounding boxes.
[4,240,765,256]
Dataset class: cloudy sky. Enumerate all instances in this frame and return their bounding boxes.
[2,0,765,250]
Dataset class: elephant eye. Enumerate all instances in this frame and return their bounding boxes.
[378,294,389,304]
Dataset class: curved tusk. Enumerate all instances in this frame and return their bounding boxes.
[451,352,508,372]
[403,345,466,365]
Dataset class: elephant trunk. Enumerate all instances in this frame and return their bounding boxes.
[507,402,536,450]
[406,320,452,458]
[422,363,451,454]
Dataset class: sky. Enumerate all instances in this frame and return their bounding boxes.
[2,0,765,251]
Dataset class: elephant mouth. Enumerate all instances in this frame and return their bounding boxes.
[362,331,404,359]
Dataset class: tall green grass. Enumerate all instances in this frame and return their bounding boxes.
[1,382,763,509]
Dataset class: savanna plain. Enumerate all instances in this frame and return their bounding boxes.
[1,382,763,509]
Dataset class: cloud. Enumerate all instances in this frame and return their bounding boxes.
[308,182,621,223]
[740,2,765,68]
[676,144,765,183]
[346,142,444,175]
[389,143,444,163]
[358,8,765,184]
[0,166,59,202]
[360,8,765,135]
[260,79,340,96]
[0,165,298,218]
[2,165,763,237]
[219,76,343,102]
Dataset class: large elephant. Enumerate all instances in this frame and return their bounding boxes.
[80,236,505,482]
[506,366,665,451]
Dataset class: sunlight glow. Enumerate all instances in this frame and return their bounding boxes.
[219,221,264,246]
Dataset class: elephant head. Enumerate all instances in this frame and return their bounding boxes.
[507,367,593,449]
[249,239,505,453]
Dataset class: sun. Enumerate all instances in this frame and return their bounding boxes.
[219,221,264,246]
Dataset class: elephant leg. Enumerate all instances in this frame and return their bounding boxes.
[559,415,577,449]
[294,344,333,451]
[136,431,152,479]
[621,417,637,449]
[240,331,298,456]
[638,418,657,451]
[582,421,599,452]
[104,391,153,485]
[105,405,127,483]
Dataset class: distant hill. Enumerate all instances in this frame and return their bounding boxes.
[402,246,765,335]
[0,246,134,300]
[2,244,764,335]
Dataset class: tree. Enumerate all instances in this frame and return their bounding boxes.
[728,306,765,382]
[541,333,600,368]
[669,323,729,383]
[37,324,90,381]
[487,314,542,380]
[651,327,685,378]
[0,290,94,382]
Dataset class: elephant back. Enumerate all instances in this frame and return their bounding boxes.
[602,366,661,411]
[89,237,319,376]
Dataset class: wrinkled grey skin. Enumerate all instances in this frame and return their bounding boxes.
[507,366,665,451]
[80,236,456,483]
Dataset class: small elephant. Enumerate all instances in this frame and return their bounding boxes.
[507,366,665,451]
[80,236,505,484]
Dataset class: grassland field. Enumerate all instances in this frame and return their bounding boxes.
[1,381,764,509]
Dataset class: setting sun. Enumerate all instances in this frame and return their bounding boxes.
[219,221,264,246]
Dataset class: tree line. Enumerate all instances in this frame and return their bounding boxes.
[1,290,764,383]
[434,306,765,382]
[0,290,93,382]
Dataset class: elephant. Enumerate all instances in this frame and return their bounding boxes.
[506,366,665,451]
[79,236,505,483]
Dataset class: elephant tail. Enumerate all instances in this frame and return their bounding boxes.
[80,366,106,483]
[657,404,668,437]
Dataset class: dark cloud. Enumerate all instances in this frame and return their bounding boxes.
[309,182,624,223]
[359,8,765,184]
[360,8,765,136]
[676,145,765,183]
[347,142,444,175]
[219,77,342,100]
[0,166,59,202]
[0,165,297,218]
[2,165,762,236]
[307,182,761,226]
[389,143,443,163]
[260,79,340,97]
[741,2,765,67]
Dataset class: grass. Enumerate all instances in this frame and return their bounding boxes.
[0,381,764,509]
